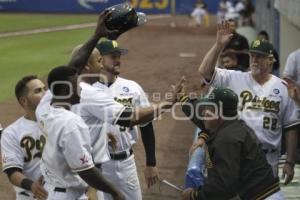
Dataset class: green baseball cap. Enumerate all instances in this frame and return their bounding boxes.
[249,39,274,56]
[198,87,238,117]
[96,39,128,56]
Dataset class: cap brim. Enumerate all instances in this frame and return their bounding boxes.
[249,50,270,56]
[119,48,128,55]
[103,48,128,55]
[136,12,147,26]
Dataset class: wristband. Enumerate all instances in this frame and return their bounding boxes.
[198,132,209,141]
[20,178,34,191]
[179,95,189,104]
[191,190,198,200]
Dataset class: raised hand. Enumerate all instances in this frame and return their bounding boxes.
[94,10,118,38]
[168,76,186,105]
[283,77,300,104]
[216,21,233,47]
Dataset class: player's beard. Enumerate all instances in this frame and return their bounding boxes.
[112,65,120,75]
[250,64,261,76]
[26,98,39,111]
[105,63,120,76]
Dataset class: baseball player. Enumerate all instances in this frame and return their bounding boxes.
[70,41,183,199]
[35,9,184,199]
[37,66,125,200]
[90,39,158,200]
[1,75,48,200]
[198,21,300,185]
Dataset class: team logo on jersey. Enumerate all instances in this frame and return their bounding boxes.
[1,153,14,164]
[80,155,89,165]
[273,88,280,94]
[114,97,133,107]
[239,90,280,113]
[122,86,129,93]
[20,135,46,162]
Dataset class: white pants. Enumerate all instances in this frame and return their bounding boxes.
[191,8,206,25]
[15,188,35,200]
[265,150,280,177]
[265,190,285,200]
[16,192,35,200]
[97,154,142,200]
[44,182,88,200]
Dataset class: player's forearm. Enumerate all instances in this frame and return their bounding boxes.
[140,123,156,166]
[8,170,36,192]
[68,36,100,72]
[198,42,224,80]
[285,129,298,163]
[130,102,172,126]
[8,171,27,188]
[78,167,120,196]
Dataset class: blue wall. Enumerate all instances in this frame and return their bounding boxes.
[0,0,221,14]
[0,0,171,14]
[176,0,219,15]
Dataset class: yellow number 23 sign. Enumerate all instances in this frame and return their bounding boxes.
[130,0,169,10]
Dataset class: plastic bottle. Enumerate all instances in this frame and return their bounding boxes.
[184,146,205,189]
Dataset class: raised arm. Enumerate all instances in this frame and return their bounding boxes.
[198,21,233,80]
[68,10,116,72]
[283,77,300,108]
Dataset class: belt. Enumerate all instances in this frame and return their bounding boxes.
[95,163,102,169]
[110,148,133,160]
[19,191,31,197]
[262,148,277,154]
[54,187,66,193]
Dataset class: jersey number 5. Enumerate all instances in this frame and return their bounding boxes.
[20,135,46,162]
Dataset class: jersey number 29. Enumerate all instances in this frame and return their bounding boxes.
[20,135,46,162]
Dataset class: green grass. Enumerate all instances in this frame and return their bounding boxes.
[0,28,94,102]
[0,14,98,33]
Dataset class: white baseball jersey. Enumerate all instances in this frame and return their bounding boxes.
[191,7,207,25]
[206,68,300,150]
[283,49,300,85]
[93,77,150,153]
[37,82,126,165]
[1,117,44,195]
[95,77,148,200]
[75,82,126,164]
[36,103,94,189]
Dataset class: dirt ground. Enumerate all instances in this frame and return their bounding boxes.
[0,15,217,199]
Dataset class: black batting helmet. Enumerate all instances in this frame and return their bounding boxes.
[105,3,147,39]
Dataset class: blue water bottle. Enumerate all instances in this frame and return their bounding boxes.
[184,146,205,189]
